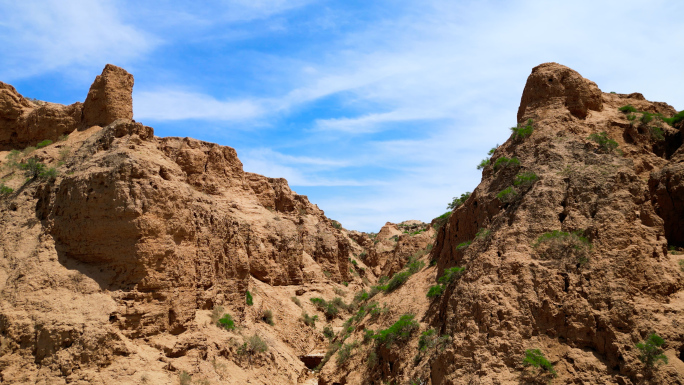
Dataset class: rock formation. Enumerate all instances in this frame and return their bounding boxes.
[1,62,683,385]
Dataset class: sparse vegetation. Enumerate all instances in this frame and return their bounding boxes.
[353,290,369,303]
[618,105,637,113]
[523,349,557,377]
[513,171,539,187]
[475,228,490,240]
[218,313,235,330]
[497,186,517,203]
[0,184,13,195]
[261,309,274,325]
[511,119,534,140]
[447,192,471,210]
[291,296,302,307]
[301,312,318,327]
[493,156,520,170]
[19,158,46,179]
[533,230,591,266]
[323,325,335,340]
[332,220,342,229]
[418,328,451,352]
[455,240,472,250]
[336,341,359,365]
[426,285,443,298]
[373,314,419,347]
[432,211,451,230]
[438,266,464,285]
[245,290,253,306]
[650,126,665,141]
[476,158,491,170]
[239,334,268,355]
[179,371,192,385]
[679,260,684,272]
[636,333,668,367]
[662,110,684,126]
[588,131,619,153]
[36,139,52,149]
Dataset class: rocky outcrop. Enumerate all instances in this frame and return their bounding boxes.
[82,64,134,128]
[517,62,603,121]
[0,64,133,151]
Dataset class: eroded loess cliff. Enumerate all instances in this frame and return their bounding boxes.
[317,63,684,385]
[0,66,358,384]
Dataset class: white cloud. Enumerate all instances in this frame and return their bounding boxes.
[133,89,264,121]
[0,0,156,80]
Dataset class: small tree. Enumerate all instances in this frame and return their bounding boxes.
[523,349,557,377]
[636,333,668,367]
[20,158,46,178]
[245,290,253,306]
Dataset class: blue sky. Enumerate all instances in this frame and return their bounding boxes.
[2,0,683,231]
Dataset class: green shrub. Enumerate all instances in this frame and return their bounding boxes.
[334,287,346,296]
[588,131,619,153]
[261,309,274,325]
[336,341,359,365]
[636,333,668,367]
[523,349,556,377]
[476,158,491,170]
[310,297,326,308]
[438,266,464,284]
[533,230,591,266]
[367,350,378,367]
[323,325,335,340]
[447,192,471,210]
[627,114,637,121]
[301,312,318,327]
[291,296,302,307]
[432,211,451,230]
[39,167,57,179]
[332,220,342,229]
[244,334,268,354]
[513,171,539,187]
[353,290,369,303]
[418,329,436,351]
[618,105,637,113]
[218,313,235,330]
[662,110,684,126]
[497,187,517,203]
[0,184,13,195]
[19,158,46,178]
[679,259,684,272]
[36,139,53,149]
[406,258,425,274]
[650,126,665,141]
[245,290,253,306]
[331,297,348,311]
[510,119,534,140]
[641,112,654,124]
[426,285,443,298]
[58,134,69,141]
[383,271,411,292]
[373,314,419,347]
[493,157,520,170]
[455,240,472,250]
[325,302,340,319]
[475,228,490,240]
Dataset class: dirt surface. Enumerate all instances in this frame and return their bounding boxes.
[1,63,683,384]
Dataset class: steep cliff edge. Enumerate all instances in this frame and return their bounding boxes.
[318,63,684,385]
[0,66,358,384]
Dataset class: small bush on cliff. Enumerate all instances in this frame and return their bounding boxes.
[447,192,471,210]
[36,139,53,149]
[0,184,13,195]
[261,309,274,325]
[533,230,591,266]
[301,312,318,327]
[650,126,665,141]
[510,119,534,140]
[179,371,192,385]
[323,325,335,340]
[476,158,491,170]
[636,333,668,367]
[513,171,539,187]
[239,334,268,355]
[455,240,472,250]
[332,220,342,229]
[588,131,619,153]
[20,158,46,178]
[382,271,411,292]
[426,285,443,298]
[418,329,451,352]
[618,105,637,113]
[662,110,684,126]
[336,341,359,365]
[437,266,465,287]
[497,186,517,203]
[493,156,520,170]
[374,314,419,347]
[245,290,253,306]
[291,296,302,307]
[218,313,235,331]
[433,211,451,230]
[523,349,557,377]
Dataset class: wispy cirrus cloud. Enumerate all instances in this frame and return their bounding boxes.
[134,89,265,121]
